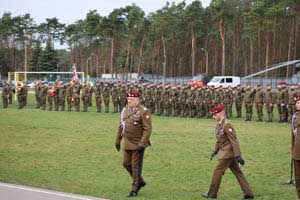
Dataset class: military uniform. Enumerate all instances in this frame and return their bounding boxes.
[72,84,81,112]
[291,98,300,199]
[81,84,90,112]
[163,85,172,116]
[255,85,264,122]
[264,86,276,122]
[244,86,255,121]
[288,85,299,122]
[58,84,66,111]
[39,84,48,110]
[8,83,13,104]
[94,83,102,112]
[35,82,41,109]
[234,86,244,118]
[66,83,73,111]
[102,84,110,113]
[2,83,9,108]
[47,85,56,111]
[115,95,152,196]
[204,107,254,199]
[54,82,60,111]
[277,83,288,123]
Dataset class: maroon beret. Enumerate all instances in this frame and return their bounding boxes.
[210,105,224,115]
[294,95,300,102]
[127,92,140,98]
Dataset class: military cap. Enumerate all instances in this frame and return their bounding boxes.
[294,95,300,102]
[210,105,224,115]
[127,91,140,98]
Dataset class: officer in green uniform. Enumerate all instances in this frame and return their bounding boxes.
[115,91,152,198]
[255,84,264,122]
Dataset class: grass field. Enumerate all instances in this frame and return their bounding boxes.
[0,94,297,199]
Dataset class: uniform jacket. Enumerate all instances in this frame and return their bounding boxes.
[292,111,300,160]
[116,105,152,150]
[214,118,241,159]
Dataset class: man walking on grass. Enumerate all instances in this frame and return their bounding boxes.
[115,91,152,198]
[202,105,254,199]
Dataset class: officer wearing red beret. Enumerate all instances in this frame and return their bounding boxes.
[291,95,300,198]
[115,92,152,197]
[202,105,254,199]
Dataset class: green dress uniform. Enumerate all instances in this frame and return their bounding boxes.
[102,84,110,113]
[291,107,300,198]
[244,87,255,121]
[234,87,244,118]
[115,104,152,195]
[94,84,102,112]
[206,117,254,198]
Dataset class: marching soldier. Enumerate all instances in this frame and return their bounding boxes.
[244,83,255,121]
[115,91,152,197]
[102,82,110,113]
[255,84,264,122]
[202,105,254,199]
[234,85,244,118]
[264,84,276,122]
[291,95,300,199]
[2,82,9,108]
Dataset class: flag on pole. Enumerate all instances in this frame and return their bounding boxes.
[72,64,78,81]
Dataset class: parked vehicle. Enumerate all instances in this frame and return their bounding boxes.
[207,76,240,88]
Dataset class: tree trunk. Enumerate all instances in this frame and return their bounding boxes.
[161,32,167,83]
[219,18,225,75]
[110,36,115,75]
[250,41,254,75]
[191,26,196,77]
[265,32,270,79]
[137,34,145,75]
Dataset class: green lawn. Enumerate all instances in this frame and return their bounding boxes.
[0,95,296,199]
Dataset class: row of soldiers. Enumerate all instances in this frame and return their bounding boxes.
[2,80,299,123]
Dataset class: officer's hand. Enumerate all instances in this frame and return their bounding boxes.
[115,144,120,152]
[236,156,245,165]
[210,151,217,160]
[137,145,145,152]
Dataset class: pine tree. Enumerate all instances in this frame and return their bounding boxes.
[39,38,58,71]
[30,40,42,71]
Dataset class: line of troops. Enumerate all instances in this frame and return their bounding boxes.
[2,80,300,123]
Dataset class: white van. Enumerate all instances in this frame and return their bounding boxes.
[207,76,240,88]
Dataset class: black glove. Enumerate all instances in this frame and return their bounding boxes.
[137,145,145,152]
[236,156,245,165]
[210,151,217,160]
[115,144,120,152]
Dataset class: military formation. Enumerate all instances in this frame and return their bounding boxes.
[1,80,300,123]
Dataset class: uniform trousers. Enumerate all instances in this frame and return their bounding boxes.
[208,158,253,197]
[294,159,300,199]
[123,149,145,192]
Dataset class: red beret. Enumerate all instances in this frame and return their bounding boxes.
[210,105,224,115]
[127,92,140,98]
[256,84,261,87]
[294,95,300,102]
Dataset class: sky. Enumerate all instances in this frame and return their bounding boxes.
[0,0,211,25]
